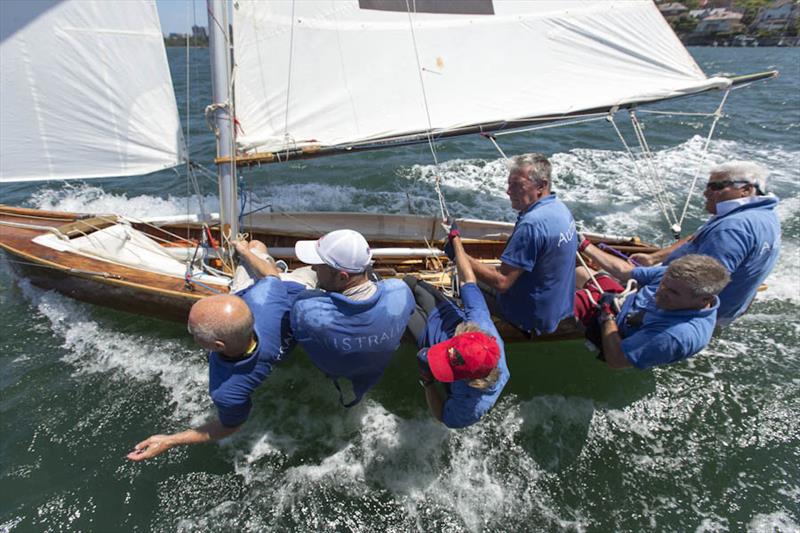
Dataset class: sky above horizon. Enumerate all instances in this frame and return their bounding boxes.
[156,0,207,35]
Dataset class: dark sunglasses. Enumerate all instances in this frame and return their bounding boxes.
[705,180,753,191]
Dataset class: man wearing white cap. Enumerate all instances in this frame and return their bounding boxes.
[291,229,415,407]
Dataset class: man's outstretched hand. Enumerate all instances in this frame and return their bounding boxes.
[127,434,174,461]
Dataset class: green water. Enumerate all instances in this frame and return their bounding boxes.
[1,48,798,532]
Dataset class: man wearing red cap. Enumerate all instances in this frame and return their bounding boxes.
[409,229,509,428]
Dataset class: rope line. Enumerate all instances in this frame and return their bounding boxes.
[629,111,680,230]
[576,252,605,295]
[607,113,677,231]
[637,109,719,117]
[487,135,509,161]
[283,0,297,161]
[404,0,450,222]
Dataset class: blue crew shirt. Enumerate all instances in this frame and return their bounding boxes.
[208,278,303,427]
[498,193,577,335]
[420,283,510,429]
[291,279,414,407]
[663,195,781,325]
[616,267,718,369]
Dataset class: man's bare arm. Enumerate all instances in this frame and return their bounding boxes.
[580,243,636,282]
[629,236,691,266]
[466,255,523,293]
[127,418,240,461]
[233,240,280,279]
[599,317,632,369]
[423,382,444,422]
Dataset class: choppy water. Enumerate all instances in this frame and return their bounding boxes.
[1,48,798,532]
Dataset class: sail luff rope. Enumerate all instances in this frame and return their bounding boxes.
[607,114,676,229]
[676,88,730,231]
[404,0,449,222]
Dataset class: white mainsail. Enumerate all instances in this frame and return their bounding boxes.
[232,0,729,154]
[0,0,186,182]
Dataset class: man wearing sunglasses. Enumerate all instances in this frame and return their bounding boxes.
[627,161,781,326]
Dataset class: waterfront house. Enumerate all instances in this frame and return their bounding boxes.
[659,2,689,20]
[752,0,800,33]
[694,10,744,34]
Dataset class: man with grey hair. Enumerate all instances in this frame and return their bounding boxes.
[454,153,578,336]
[628,160,781,325]
[573,254,729,369]
[128,241,301,461]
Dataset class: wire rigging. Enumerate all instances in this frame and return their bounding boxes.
[676,88,731,230]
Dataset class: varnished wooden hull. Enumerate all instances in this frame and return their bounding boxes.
[0,205,658,341]
[0,206,214,322]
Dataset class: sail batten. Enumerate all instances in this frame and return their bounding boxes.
[233,0,717,155]
[0,0,185,183]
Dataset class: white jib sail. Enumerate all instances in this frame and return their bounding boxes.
[232,0,729,154]
[0,0,186,182]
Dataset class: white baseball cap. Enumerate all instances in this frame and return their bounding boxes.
[294,229,372,273]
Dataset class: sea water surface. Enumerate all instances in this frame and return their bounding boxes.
[1,48,798,532]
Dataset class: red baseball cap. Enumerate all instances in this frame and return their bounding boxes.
[427,331,501,383]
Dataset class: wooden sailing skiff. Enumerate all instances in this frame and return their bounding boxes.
[0,0,776,342]
[0,204,658,341]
